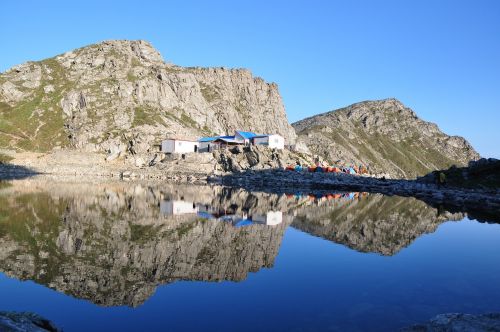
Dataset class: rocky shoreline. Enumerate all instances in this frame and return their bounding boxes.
[2,163,499,222]
[1,149,499,221]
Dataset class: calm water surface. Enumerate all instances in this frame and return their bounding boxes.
[0,179,499,331]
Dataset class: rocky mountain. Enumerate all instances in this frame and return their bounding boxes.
[0,40,296,153]
[293,98,480,178]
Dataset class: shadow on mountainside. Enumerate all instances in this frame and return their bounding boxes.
[0,163,39,180]
[213,167,500,224]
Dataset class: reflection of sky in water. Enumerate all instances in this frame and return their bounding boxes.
[1,218,500,331]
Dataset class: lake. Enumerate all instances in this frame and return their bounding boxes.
[0,179,499,331]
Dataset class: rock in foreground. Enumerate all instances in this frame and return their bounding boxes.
[0,312,60,332]
[419,158,500,189]
[402,312,500,331]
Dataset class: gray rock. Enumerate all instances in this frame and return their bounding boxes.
[402,312,500,331]
[134,156,146,168]
[0,311,60,332]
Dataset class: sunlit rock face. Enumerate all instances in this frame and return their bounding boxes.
[0,40,296,153]
[291,193,464,256]
[0,180,291,307]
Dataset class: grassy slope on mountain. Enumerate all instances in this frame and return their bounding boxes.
[0,59,70,151]
[293,99,479,179]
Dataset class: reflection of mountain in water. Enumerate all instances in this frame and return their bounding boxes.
[0,180,291,307]
[0,179,468,307]
[291,193,464,255]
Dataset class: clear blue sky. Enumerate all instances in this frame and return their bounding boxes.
[1,0,499,157]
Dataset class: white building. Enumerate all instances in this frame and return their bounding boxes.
[197,131,285,152]
[161,138,199,154]
[160,200,198,215]
[252,211,283,226]
[252,134,285,149]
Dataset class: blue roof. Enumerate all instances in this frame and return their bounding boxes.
[199,136,220,142]
[234,219,253,227]
[199,135,235,142]
[199,136,216,142]
[235,131,258,139]
[215,137,240,144]
[197,211,215,219]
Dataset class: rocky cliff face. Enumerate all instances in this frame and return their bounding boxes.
[0,40,296,153]
[293,99,479,178]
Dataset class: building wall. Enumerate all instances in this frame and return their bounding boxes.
[162,139,198,153]
[160,200,198,215]
[267,135,285,149]
[175,140,198,153]
[253,136,268,146]
[199,141,211,153]
[252,211,283,225]
[161,139,176,153]
[253,135,285,149]
[265,211,283,225]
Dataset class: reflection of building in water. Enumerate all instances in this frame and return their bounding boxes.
[175,203,285,227]
[253,211,283,226]
[160,200,198,215]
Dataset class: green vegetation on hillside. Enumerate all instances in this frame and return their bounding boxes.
[0,59,71,152]
[163,107,198,129]
[293,99,479,179]
[199,83,219,103]
[0,153,13,164]
[433,160,500,189]
[321,125,452,174]
[132,106,165,127]
[301,120,458,178]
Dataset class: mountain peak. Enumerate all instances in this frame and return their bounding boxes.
[64,39,164,64]
[292,100,479,178]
